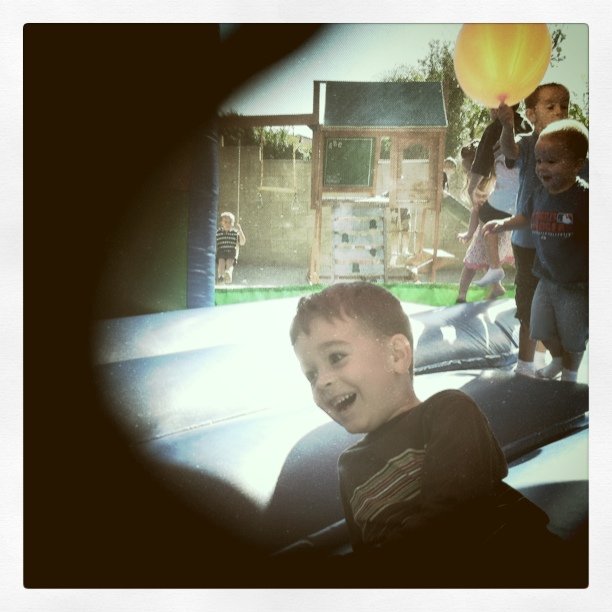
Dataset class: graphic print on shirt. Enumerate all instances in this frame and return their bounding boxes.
[531,210,575,240]
[349,447,425,545]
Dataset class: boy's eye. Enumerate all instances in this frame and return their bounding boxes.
[305,370,317,384]
[329,352,346,365]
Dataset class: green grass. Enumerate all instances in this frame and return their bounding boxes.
[214,283,515,307]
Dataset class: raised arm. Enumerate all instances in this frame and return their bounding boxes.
[497,103,520,161]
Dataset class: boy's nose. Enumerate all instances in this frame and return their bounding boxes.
[314,370,334,392]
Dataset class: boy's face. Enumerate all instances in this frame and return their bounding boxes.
[535,135,584,194]
[293,315,413,434]
[220,216,233,230]
[526,87,570,133]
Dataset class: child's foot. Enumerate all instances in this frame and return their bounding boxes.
[486,283,506,300]
[533,350,547,370]
[561,368,578,382]
[223,271,232,284]
[514,360,536,378]
[536,358,563,380]
[474,268,505,286]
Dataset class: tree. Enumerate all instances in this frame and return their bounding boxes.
[570,91,589,128]
[550,26,567,66]
[548,25,589,127]
[384,40,470,158]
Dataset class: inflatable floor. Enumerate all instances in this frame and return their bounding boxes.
[91,297,588,587]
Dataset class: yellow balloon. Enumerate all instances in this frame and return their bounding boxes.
[453,23,552,108]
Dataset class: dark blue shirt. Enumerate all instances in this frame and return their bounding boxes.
[525,178,589,285]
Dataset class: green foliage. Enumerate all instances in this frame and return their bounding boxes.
[218,112,311,160]
[218,111,260,146]
[550,25,567,66]
[570,92,589,129]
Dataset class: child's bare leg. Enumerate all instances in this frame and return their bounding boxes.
[474,235,504,286]
[486,281,506,300]
[223,259,235,283]
[515,322,538,377]
[534,340,547,369]
[536,337,564,379]
[457,266,476,302]
[217,259,226,280]
[560,350,584,382]
[519,323,537,361]
[484,233,501,269]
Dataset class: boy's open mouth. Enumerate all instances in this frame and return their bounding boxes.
[333,393,357,411]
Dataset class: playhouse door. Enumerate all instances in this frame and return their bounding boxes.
[387,138,432,275]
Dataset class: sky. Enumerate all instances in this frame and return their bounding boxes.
[220,23,588,136]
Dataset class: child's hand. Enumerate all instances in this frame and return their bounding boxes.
[496,103,515,128]
[482,220,502,236]
[457,231,472,244]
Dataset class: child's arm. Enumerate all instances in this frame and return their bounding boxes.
[467,171,486,206]
[482,213,528,236]
[236,223,246,246]
[458,206,479,243]
[497,103,520,161]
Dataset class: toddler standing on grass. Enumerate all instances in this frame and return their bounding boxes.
[216,211,246,284]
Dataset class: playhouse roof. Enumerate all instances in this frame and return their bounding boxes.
[323,81,447,128]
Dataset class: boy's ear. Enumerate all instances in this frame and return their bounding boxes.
[525,107,536,126]
[574,157,586,175]
[389,334,413,374]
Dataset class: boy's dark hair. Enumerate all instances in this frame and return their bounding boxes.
[524,82,570,109]
[290,282,413,373]
[538,118,589,161]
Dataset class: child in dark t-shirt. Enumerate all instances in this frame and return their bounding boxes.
[289,282,565,586]
[484,119,588,382]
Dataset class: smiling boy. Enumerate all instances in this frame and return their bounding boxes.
[484,119,589,382]
[289,282,563,585]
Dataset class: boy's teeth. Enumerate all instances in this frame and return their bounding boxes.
[334,393,353,407]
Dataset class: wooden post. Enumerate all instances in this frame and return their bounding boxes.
[236,138,241,221]
[309,205,322,284]
[308,124,324,283]
[430,131,446,282]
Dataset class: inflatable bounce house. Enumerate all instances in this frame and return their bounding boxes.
[27,24,588,589]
